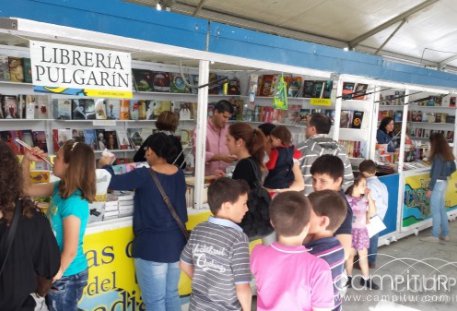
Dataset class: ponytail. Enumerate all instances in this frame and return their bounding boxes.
[229,123,266,167]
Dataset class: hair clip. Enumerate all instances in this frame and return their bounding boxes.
[71,142,79,151]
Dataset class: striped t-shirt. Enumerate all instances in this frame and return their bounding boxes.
[180,217,251,310]
[306,237,345,311]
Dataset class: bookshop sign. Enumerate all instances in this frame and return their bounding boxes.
[30,41,132,98]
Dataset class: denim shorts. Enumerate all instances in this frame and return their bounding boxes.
[47,269,88,311]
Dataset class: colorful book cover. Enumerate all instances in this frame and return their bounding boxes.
[132,69,154,92]
[116,130,130,150]
[32,130,48,152]
[259,75,275,97]
[208,73,222,95]
[227,78,241,95]
[175,102,192,120]
[2,95,19,118]
[84,129,97,150]
[302,81,315,98]
[35,95,49,119]
[22,58,32,83]
[153,101,172,119]
[137,100,147,120]
[119,100,130,120]
[353,83,368,100]
[8,57,24,82]
[0,56,10,81]
[104,130,119,150]
[94,99,107,120]
[152,72,171,92]
[54,99,72,120]
[322,80,333,99]
[288,77,303,97]
[106,99,120,120]
[170,73,189,93]
[351,111,364,129]
[230,99,244,121]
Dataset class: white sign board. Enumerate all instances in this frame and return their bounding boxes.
[30,40,132,98]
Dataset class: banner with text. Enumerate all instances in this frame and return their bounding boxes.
[30,40,132,99]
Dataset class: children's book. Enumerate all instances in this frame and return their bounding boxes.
[170,73,189,93]
[0,56,10,81]
[32,130,48,152]
[152,72,171,92]
[8,57,24,82]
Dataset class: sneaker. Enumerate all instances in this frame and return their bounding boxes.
[345,276,352,289]
[420,236,440,242]
[439,236,450,241]
[360,278,379,290]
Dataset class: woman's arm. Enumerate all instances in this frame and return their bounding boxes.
[53,216,80,281]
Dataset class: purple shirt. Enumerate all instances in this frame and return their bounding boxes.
[346,195,369,229]
[194,118,230,175]
[251,242,334,311]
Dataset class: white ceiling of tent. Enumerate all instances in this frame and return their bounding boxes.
[130,0,457,71]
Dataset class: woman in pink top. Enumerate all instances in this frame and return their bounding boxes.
[345,176,379,290]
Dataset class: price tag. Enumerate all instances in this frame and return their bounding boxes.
[310,98,332,106]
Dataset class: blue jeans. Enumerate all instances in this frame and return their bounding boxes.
[430,180,449,238]
[47,269,88,311]
[135,258,181,311]
[368,233,379,265]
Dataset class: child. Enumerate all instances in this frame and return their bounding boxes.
[23,140,96,310]
[180,177,252,311]
[305,190,348,311]
[264,125,301,190]
[310,155,353,261]
[359,160,388,268]
[251,191,334,311]
[345,176,379,290]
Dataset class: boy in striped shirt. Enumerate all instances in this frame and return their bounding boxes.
[305,190,348,311]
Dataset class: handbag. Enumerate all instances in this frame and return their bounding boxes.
[149,169,190,240]
[240,159,274,239]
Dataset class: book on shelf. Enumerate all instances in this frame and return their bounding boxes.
[8,57,24,83]
[119,100,130,120]
[208,73,226,95]
[0,56,10,81]
[153,100,173,119]
[32,130,48,152]
[351,111,364,129]
[72,129,85,143]
[174,102,192,120]
[94,99,107,120]
[257,75,275,97]
[227,78,241,95]
[342,82,355,100]
[170,73,190,93]
[132,69,154,92]
[127,128,144,148]
[53,99,72,120]
[1,95,20,119]
[353,83,368,100]
[52,128,72,151]
[116,130,130,150]
[106,99,120,120]
[84,129,97,150]
[450,96,456,108]
[339,140,362,158]
[302,80,315,98]
[287,76,303,97]
[72,99,96,120]
[230,99,244,121]
[95,129,106,150]
[340,110,352,128]
[151,71,171,92]
[394,111,402,122]
[22,58,32,83]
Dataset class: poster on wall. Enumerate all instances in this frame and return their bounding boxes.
[30,40,132,99]
[402,172,457,229]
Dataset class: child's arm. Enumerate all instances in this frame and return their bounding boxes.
[366,191,376,220]
[53,216,80,281]
[235,283,252,311]
[179,260,194,279]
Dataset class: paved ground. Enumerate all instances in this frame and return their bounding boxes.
[182,220,457,311]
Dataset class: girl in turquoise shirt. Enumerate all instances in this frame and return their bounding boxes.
[23,140,96,311]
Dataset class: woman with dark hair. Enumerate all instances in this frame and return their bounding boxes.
[134,111,186,169]
[377,117,396,152]
[424,133,456,242]
[0,141,60,311]
[100,132,187,311]
[227,123,273,238]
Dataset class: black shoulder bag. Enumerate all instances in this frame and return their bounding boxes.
[149,169,190,240]
[0,200,21,276]
[240,159,273,239]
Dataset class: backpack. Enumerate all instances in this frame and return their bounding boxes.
[239,158,274,239]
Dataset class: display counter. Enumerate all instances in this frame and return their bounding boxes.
[79,208,212,310]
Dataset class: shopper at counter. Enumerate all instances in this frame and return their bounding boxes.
[0,141,60,311]
[22,141,96,310]
[100,132,187,311]
[194,100,237,176]
[134,111,186,169]
[424,133,456,242]
[299,113,354,195]
[377,117,396,152]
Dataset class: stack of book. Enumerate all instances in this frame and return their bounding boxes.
[118,193,134,217]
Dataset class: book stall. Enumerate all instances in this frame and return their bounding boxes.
[333,74,457,245]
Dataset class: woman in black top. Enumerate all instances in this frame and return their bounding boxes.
[227,123,273,238]
[134,111,186,169]
[0,141,60,311]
